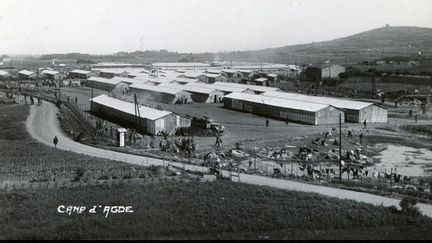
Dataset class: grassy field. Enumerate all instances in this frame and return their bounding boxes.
[2,181,432,240]
[401,124,432,136]
[2,102,432,239]
[0,103,175,187]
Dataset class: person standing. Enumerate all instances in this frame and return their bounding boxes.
[359,133,363,144]
[215,134,222,148]
[266,119,269,127]
[415,113,418,123]
[363,119,367,130]
[53,136,59,148]
[285,117,289,125]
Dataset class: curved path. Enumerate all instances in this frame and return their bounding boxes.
[26,102,432,217]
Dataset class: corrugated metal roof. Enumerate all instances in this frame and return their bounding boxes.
[160,83,222,95]
[177,71,206,79]
[129,83,188,95]
[70,69,93,75]
[41,70,60,75]
[199,73,223,78]
[262,91,374,110]
[254,78,268,82]
[188,82,247,93]
[225,92,331,112]
[173,77,200,83]
[152,62,210,67]
[88,77,122,85]
[18,70,35,76]
[96,69,129,75]
[70,69,88,74]
[0,70,10,76]
[111,76,139,84]
[90,94,172,120]
[213,82,279,93]
[225,64,293,70]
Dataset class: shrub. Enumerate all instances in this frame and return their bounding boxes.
[387,205,400,214]
[400,196,421,216]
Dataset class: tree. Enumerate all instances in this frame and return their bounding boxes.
[399,196,420,216]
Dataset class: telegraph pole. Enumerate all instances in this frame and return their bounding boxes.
[339,112,342,183]
[90,78,94,111]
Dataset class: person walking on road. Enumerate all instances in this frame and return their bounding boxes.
[53,136,59,148]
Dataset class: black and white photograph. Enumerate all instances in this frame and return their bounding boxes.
[1,0,432,240]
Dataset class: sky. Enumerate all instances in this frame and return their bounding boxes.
[1,0,432,55]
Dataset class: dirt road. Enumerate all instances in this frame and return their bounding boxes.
[26,101,432,218]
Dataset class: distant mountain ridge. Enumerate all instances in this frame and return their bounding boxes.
[38,26,432,65]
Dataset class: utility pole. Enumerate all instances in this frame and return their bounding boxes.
[134,93,142,134]
[90,78,94,111]
[339,112,342,183]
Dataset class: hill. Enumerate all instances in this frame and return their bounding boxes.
[216,26,432,65]
[36,26,432,65]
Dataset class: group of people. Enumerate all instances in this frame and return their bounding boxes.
[157,136,196,158]
[174,137,196,157]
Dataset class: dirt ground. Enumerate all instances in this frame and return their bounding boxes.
[60,87,432,178]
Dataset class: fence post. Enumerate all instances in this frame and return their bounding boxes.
[291,160,293,176]
[238,167,240,182]
[390,168,393,187]
[378,172,381,188]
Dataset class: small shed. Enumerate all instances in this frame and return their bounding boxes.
[90,94,191,135]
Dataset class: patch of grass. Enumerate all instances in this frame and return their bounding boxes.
[1,181,432,240]
[401,124,432,136]
[0,104,29,140]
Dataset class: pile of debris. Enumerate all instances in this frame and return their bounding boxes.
[257,146,294,160]
[326,147,374,165]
